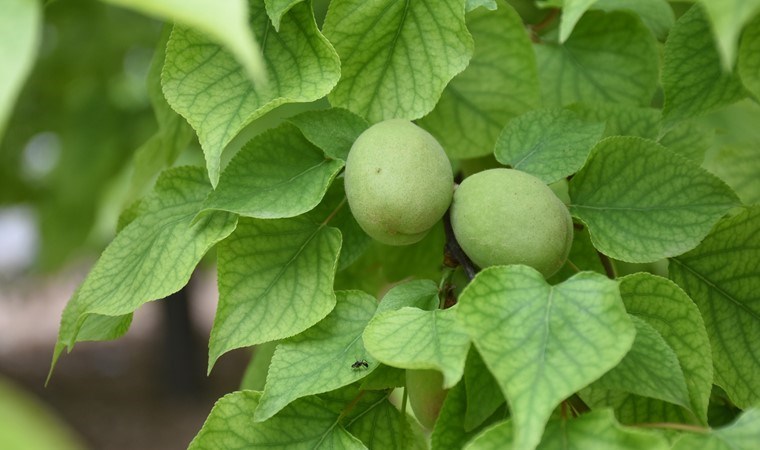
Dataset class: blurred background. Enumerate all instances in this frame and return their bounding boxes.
[0,1,249,449]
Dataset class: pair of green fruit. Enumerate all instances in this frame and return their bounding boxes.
[344,119,573,279]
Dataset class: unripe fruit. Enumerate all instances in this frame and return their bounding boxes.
[450,168,573,277]
[406,369,448,430]
[344,119,453,246]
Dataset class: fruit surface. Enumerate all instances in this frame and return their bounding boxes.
[344,119,453,245]
[450,168,573,277]
[406,369,448,430]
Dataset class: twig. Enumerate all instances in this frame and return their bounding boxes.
[597,251,616,279]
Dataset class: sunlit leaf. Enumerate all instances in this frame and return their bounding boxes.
[672,408,760,450]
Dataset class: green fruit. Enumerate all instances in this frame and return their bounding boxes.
[406,369,448,430]
[450,168,573,277]
[344,119,453,246]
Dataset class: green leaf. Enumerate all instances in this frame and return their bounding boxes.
[210,216,341,371]
[738,14,760,100]
[288,108,369,161]
[618,273,713,424]
[567,103,660,140]
[363,306,470,388]
[593,0,675,41]
[0,0,41,140]
[202,123,344,219]
[569,136,740,263]
[104,0,266,84]
[255,291,378,422]
[580,387,699,426]
[534,11,659,107]
[359,365,406,390]
[557,0,598,43]
[322,0,473,123]
[188,391,366,449]
[657,120,714,163]
[669,206,760,408]
[51,167,237,375]
[697,0,760,71]
[375,279,440,315]
[465,409,669,450]
[466,0,498,12]
[706,145,760,206]
[592,315,691,409]
[464,348,505,431]
[662,5,746,125]
[265,0,306,30]
[493,108,604,183]
[432,382,506,450]
[548,226,607,284]
[418,2,540,159]
[672,408,760,450]
[457,266,635,450]
[345,396,427,450]
[163,1,340,185]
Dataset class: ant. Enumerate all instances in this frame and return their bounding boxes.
[351,359,369,370]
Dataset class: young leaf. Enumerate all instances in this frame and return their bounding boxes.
[592,315,691,409]
[457,266,635,450]
[463,348,505,431]
[288,108,369,161]
[364,306,470,388]
[465,409,669,450]
[662,5,746,126]
[104,0,266,84]
[669,206,760,408]
[619,273,713,424]
[202,123,344,219]
[51,167,237,375]
[209,216,341,371]
[254,291,377,422]
[163,1,340,186]
[534,11,659,107]
[188,391,366,449]
[322,0,474,123]
[418,2,540,159]
[569,136,740,263]
[0,0,41,140]
[697,0,760,71]
[345,396,427,450]
[671,408,760,450]
[738,14,760,100]
[493,108,604,184]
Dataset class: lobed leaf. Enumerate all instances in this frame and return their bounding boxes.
[322,0,473,123]
[51,167,237,376]
[0,0,41,140]
[669,206,760,408]
[457,266,635,450]
[209,216,341,371]
[662,5,746,125]
[163,1,340,185]
[255,291,377,422]
[569,136,740,263]
[534,11,659,107]
[419,2,539,159]
[494,108,604,184]
[188,391,366,449]
[202,123,344,219]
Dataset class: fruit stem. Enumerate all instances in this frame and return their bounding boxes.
[597,251,617,279]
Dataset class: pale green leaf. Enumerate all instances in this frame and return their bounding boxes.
[618,273,713,424]
[698,0,760,70]
[567,103,660,140]
[457,266,635,450]
[255,291,378,422]
[188,391,366,449]
[657,120,714,163]
[163,1,340,185]
[662,5,746,125]
[494,108,604,183]
[593,0,675,41]
[375,279,440,315]
[240,341,278,391]
[265,0,305,30]
[288,108,369,161]
[738,14,760,100]
[669,206,760,408]
[467,0,498,12]
[672,408,760,450]
[557,0,597,43]
[465,410,669,450]
[569,136,739,263]
[322,0,473,123]
[52,167,237,374]
[0,0,41,140]
[210,216,341,371]
[346,396,427,450]
[534,11,659,107]
[363,306,470,388]
[464,348,505,431]
[202,123,344,219]
[593,315,691,409]
[104,0,266,84]
[419,2,539,159]
[359,365,406,390]
[706,145,760,206]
